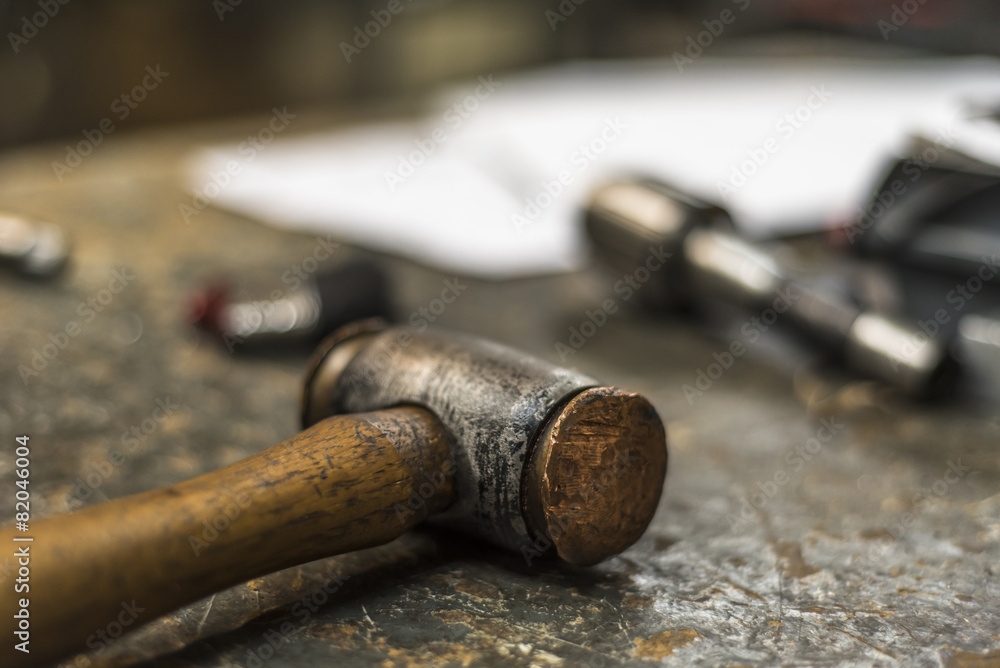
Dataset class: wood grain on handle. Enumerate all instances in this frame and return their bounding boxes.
[0,406,456,668]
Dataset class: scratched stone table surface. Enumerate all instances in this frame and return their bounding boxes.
[0,111,999,668]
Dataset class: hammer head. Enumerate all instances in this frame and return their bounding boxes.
[301,320,667,566]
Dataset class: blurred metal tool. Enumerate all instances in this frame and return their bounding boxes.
[0,212,70,278]
[849,139,1000,280]
[188,258,391,351]
[956,310,1000,399]
[585,179,958,398]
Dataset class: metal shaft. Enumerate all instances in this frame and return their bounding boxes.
[684,227,957,396]
[586,180,958,397]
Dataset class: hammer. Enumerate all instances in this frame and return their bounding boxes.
[585,179,959,397]
[0,321,666,667]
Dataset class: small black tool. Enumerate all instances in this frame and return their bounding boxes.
[0,212,70,278]
[188,257,392,351]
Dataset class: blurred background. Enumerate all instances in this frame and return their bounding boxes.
[2,0,1000,148]
[3,2,1000,667]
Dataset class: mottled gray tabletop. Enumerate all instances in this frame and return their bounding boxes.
[0,113,998,667]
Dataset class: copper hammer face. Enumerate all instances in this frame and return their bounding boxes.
[0,323,667,667]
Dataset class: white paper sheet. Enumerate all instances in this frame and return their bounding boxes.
[185,57,1000,278]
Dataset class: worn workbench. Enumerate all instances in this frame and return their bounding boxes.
[0,112,998,667]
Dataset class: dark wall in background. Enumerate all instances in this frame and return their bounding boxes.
[0,0,996,149]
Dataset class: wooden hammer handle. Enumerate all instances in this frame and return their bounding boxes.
[0,406,455,667]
